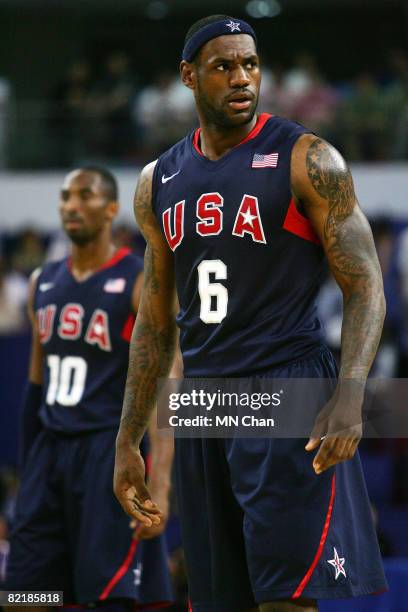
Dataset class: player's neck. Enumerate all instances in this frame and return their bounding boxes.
[198,114,258,161]
[70,236,117,282]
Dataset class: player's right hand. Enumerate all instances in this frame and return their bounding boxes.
[114,438,162,527]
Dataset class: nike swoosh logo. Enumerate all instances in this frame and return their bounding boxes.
[39,282,54,292]
[162,170,181,184]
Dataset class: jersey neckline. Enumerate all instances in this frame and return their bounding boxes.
[66,247,131,283]
[192,113,272,162]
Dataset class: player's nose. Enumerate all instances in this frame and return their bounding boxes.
[229,65,251,88]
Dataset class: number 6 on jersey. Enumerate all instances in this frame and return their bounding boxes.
[197,259,228,324]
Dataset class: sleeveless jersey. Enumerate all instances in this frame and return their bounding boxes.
[34,248,143,433]
[152,113,326,377]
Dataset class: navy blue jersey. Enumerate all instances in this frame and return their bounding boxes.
[152,113,326,377]
[34,248,143,433]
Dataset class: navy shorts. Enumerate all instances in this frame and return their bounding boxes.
[6,428,172,607]
[175,348,387,611]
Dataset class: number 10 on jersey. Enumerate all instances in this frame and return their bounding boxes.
[46,355,87,406]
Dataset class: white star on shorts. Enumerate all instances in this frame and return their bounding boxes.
[226,20,241,32]
[133,562,142,586]
[327,547,346,580]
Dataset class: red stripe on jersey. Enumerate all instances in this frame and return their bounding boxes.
[283,198,321,245]
[99,247,131,270]
[292,473,336,599]
[67,247,131,273]
[99,539,139,600]
[121,313,136,343]
[193,113,272,156]
[192,128,202,155]
[240,112,272,144]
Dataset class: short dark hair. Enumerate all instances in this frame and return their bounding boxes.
[184,14,238,63]
[81,165,118,201]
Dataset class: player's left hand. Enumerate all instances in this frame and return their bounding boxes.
[305,380,364,474]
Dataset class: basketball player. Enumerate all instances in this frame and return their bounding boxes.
[114,16,388,612]
[5,167,174,610]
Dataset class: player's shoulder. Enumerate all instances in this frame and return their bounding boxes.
[110,248,144,279]
[121,250,143,271]
[27,266,43,306]
[267,114,313,143]
[28,259,67,308]
[35,258,67,285]
[137,134,190,190]
[139,159,157,181]
[155,131,192,172]
[107,250,143,302]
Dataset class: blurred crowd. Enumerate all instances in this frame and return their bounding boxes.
[46,47,408,165]
[1,48,408,168]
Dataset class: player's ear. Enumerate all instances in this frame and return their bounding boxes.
[180,60,196,90]
[106,200,119,221]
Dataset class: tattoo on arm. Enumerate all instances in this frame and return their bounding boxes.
[306,138,385,379]
[119,167,176,444]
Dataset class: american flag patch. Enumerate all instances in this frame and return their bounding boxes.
[104,278,126,293]
[252,152,279,168]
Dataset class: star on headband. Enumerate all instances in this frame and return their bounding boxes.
[226,20,241,33]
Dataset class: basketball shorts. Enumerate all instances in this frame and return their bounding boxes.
[175,348,387,611]
[5,428,172,608]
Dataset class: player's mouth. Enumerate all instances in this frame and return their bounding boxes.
[227,91,254,110]
[64,218,84,229]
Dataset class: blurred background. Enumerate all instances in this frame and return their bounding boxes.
[0,0,408,609]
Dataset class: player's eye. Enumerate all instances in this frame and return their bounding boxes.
[80,189,92,199]
[60,190,69,202]
[216,63,228,71]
